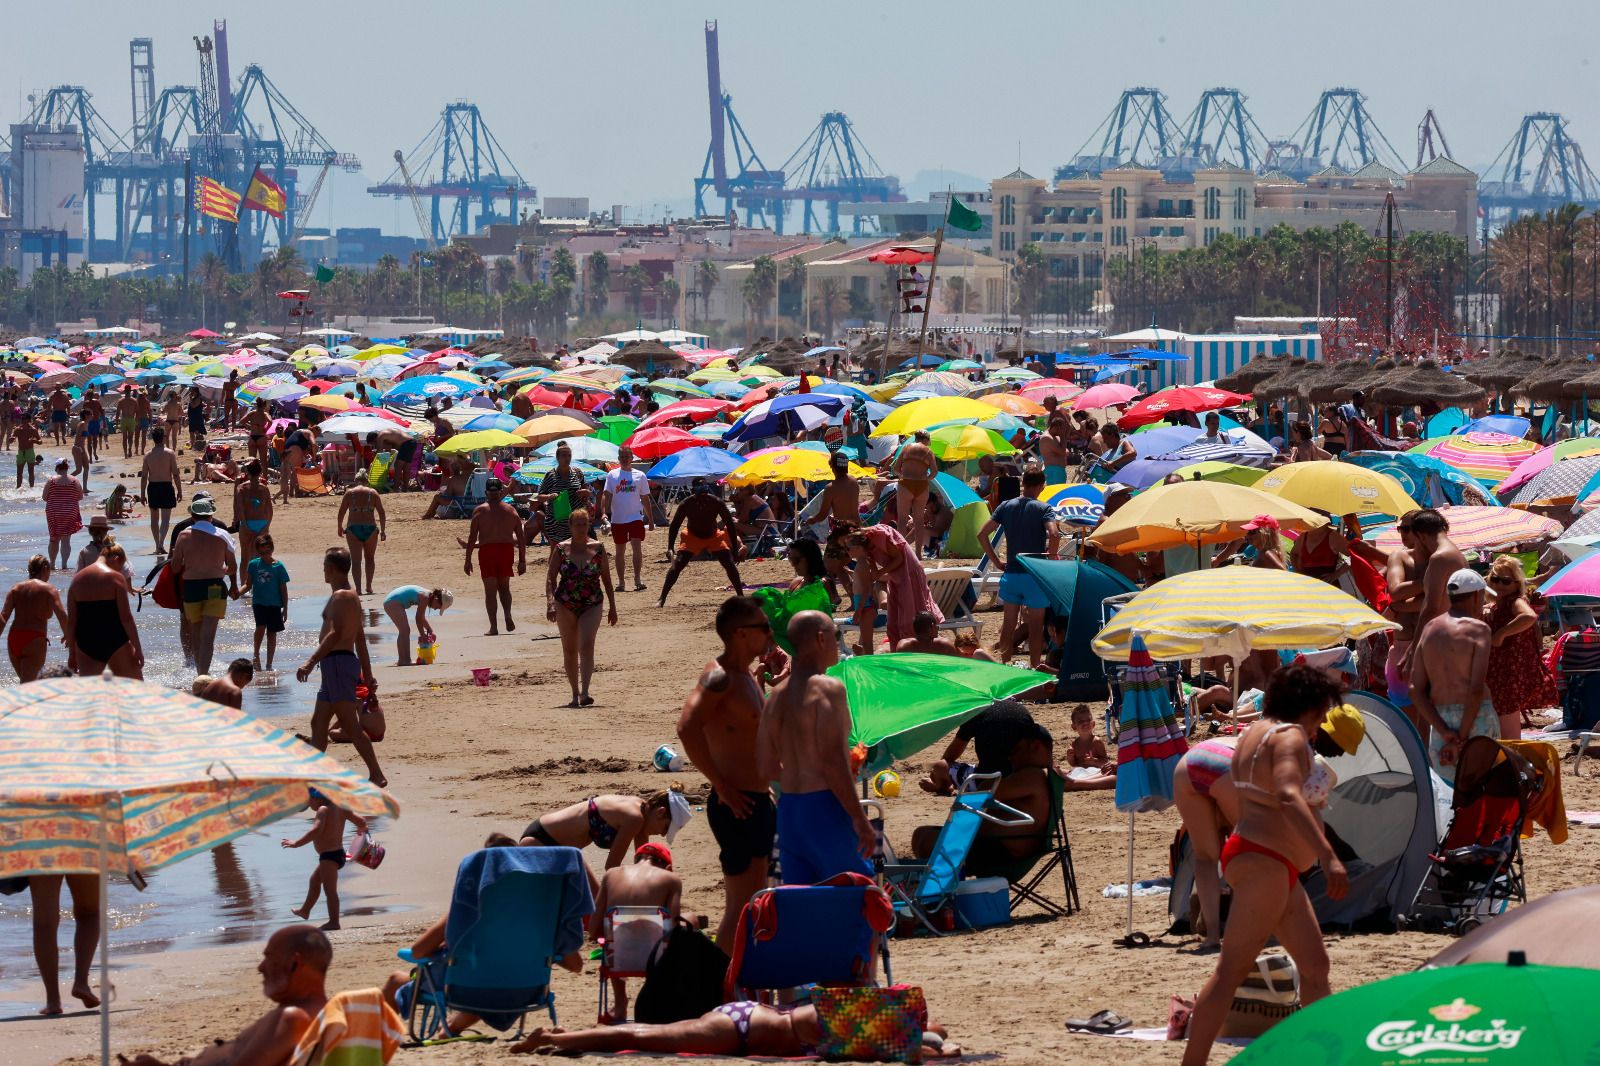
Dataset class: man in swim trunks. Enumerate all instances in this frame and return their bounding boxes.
[589,844,684,1023]
[161,390,183,453]
[1038,416,1070,484]
[48,385,71,445]
[1410,567,1496,785]
[81,391,103,462]
[14,415,41,488]
[0,555,67,681]
[168,496,238,677]
[222,369,240,430]
[134,388,153,454]
[463,477,525,636]
[231,459,274,563]
[758,610,875,884]
[601,445,653,592]
[336,483,387,596]
[657,479,744,609]
[892,430,937,556]
[1383,510,1428,720]
[296,547,386,787]
[115,388,139,458]
[676,595,779,949]
[139,426,183,552]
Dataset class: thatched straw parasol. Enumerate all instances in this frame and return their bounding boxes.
[1303,359,1379,404]
[746,336,818,372]
[1458,349,1543,391]
[1251,358,1313,402]
[609,339,690,372]
[1217,355,1294,394]
[1370,359,1487,407]
[1512,358,1591,403]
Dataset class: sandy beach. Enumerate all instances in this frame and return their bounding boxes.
[3,450,1597,1066]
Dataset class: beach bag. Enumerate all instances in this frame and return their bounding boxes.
[150,561,179,610]
[811,985,927,1064]
[551,489,573,523]
[1220,952,1299,1039]
[633,919,728,1024]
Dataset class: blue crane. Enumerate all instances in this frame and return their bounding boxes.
[1287,88,1405,175]
[777,112,902,236]
[1179,88,1269,170]
[368,103,533,243]
[694,20,784,229]
[1057,88,1182,179]
[1481,113,1600,222]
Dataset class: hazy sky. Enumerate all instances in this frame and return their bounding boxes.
[11,1,1600,236]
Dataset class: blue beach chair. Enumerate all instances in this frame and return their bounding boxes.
[880,773,1035,934]
[397,846,594,1043]
[725,874,895,1000]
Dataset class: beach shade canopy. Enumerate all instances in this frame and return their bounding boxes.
[433,428,527,454]
[829,652,1046,764]
[1425,886,1600,968]
[1230,960,1600,1065]
[1504,454,1600,507]
[514,412,599,448]
[1016,557,1138,699]
[727,448,874,486]
[1116,385,1250,430]
[1255,460,1420,517]
[871,396,1000,437]
[724,393,845,443]
[1409,432,1543,486]
[647,445,744,483]
[1092,567,1396,662]
[533,436,621,465]
[1087,480,1328,555]
[1369,505,1562,553]
[1071,382,1141,411]
[1495,436,1600,496]
[625,425,708,460]
[1112,635,1188,814]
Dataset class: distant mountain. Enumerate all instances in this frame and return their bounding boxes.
[903,169,988,199]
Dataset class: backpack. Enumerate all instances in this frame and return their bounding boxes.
[633,919,729,1024]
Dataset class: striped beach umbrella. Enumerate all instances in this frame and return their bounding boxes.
[1506,454,1600,507]
[1092,567,1397,663]
[1114,635,1188,815]
[1496,437,1600,496]
[1409,432,1542,486]
[1368,504,1563,552]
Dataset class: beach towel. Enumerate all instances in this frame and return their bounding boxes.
[751,581,833,653]
[289,988,402,1066]
[1502,740,1567,845]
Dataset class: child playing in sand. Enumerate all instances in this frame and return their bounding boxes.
[103,483,132,520]
[240,534,289,670]
[280,790,367,930]
[1066,704,1116,779]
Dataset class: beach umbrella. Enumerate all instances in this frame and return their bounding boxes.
[297,393,361,413]
[1409,432,1542,486]
[703,379,752,400]
[534,437,620,464]
[727,448,874,486]
[648,446,744,483]
[519,382,609,411]
[593,414,640,445]
[1071,382,1141,411]
[939,359,984,372]
[1495,436,1600,496]
[1504,454,1600,507]
[1254,460,1419,517]
[1088,480,1327,555]
[497,366,550,386]
[434,429,527,454]
[625,425,708,460]
[380,375,484,402]
[979,392,1049,417]
[1168,460,1268,486]
[992,366,1041,381]
[511,457,607,484]
[1536,552,1600,601]
[1108,634,1189,944]
[829,653,1046,764]
[725,393,845,443]
[901,370,973,396]
[871,396,998,438]
[689,422,732,442]
[636,397,735,430]
[460,411,527,433]
[738,364,783,379]
[923,423,1017,461]
[644,377,710,398]
[1040,483,1107,526]
[1092,567,1397,662]
[86,373,123,389]
[1368,505,1562,552]
[514,412,598,448]
[316,412,412,437]
[0,675,397,1064]
[1230,960,1600,1065]
[1116,385,1250,430]
[1565,508,1600,540]
[247,380,309,403]
[688,368,740,383]
[310,359,362,379]
[1461,413,1532,437]
[807,380,875,403]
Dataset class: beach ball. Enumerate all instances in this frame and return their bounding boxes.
[872,770,901,798]
[653,745,685,772]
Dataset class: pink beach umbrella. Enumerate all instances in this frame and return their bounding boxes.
[1071,382,1142,411]
[1538,552,1600,601]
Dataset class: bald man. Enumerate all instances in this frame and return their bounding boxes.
[120,924,330,1066]
[757,610,874,884]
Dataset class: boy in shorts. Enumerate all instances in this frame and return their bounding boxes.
[281,790,368,931]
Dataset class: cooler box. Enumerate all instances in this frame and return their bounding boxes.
[952,877,1010,929]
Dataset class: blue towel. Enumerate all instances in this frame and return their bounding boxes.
[448,846,593,960]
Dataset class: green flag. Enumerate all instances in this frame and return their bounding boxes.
[946,197,984,233]
[315,264,335,284]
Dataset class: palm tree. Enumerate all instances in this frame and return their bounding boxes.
[659,276,681,325]
[586,251,611,317]
[1012,243,1047,328]
[491,258,517,297]
[811,277,850,340]
[623,264,649,317]
[696,258,720,323]
[740,255,778,339]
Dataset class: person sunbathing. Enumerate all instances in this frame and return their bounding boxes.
[894,610,998,661]
[118,925,330,1066]
[509,1003,960,1058]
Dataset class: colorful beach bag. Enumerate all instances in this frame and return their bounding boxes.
[811,984,926,1063]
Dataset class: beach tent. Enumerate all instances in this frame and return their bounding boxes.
[865,472,989,558]
[1013,557,1138,701]
[1168,690,1441,933]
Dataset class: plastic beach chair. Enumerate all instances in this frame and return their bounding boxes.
[924,566,985,643]
[879,773,1034,935]
[296,468,336,497]
[397,846,594,1043]
[596,905,671,1023]
[724,873,895,1000]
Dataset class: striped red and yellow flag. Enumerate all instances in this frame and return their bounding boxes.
[193,175,241,223]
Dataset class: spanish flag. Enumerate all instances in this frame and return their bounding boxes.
[244,167,287,219]
[193,175,242,223]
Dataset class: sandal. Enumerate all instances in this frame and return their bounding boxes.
[1065,1009,1132,1035]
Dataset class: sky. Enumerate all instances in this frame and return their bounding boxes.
[10,0,1600,237]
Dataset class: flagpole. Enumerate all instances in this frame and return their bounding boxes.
[915,187,952,361]
[182,159,193,324]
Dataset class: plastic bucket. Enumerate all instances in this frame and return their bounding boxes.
[471,667,492,686]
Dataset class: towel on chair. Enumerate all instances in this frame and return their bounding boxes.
[290,988,403,1066]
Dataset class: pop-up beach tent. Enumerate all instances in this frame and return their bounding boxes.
[1014,557,1138,701]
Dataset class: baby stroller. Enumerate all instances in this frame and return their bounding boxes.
[1408,736,1544,934]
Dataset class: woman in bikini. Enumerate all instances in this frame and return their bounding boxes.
[544,507,617,708]
[518,787,691,892]
[0,555,68,681]
[1180,664,1350,1066]
[65,543,144,679]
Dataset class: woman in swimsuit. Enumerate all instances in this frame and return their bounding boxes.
[544,507,617,708]
[518,787,689,890]
[0,555,68,681]
[65,543,143,679]
[1180,664,1350,1066]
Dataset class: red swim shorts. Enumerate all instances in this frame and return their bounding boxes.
[611,520,647,545]
[478,542,515,579]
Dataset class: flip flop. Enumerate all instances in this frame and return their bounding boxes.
[1065,1009,1132,1034]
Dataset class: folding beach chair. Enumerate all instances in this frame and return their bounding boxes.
[396,846,593,1043]
[440,470,488,519]
[595,905,671,1023]
[966,769,1081,918]
[724,873,895,1001]
[296,467,336,497]
[289,988,404,1066]
[880,773,1034,935]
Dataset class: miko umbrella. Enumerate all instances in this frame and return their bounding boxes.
[829,653,1046,765]
[0,675,397,1064]
[1230,959,1600,1065]
[648,446,744,483]
[1368,505,1561,553]
[1409,432,1542,486]
[625,425,708,460]
[1116,385,1249,430]
[1071,382,1141,411]
[1107,634,1188,945]
[1255,460,1419,517]
[1041,483,1107,526]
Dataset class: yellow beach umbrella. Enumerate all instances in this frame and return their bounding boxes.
[1255,461,1419,517]
[871,396,1002,438]
[352,343,408,359]
[925,424,1017,461]
[980,392,1049,417]
[864,381,905,402]
[433,429,527,454]
[1092,566,1397,662]
[1169,461,1268,487]
[514,412,599,448]
[1087,480,1327,554]
[739,364,783,379]
[298,394,359,412]
[689,368,740,383]
[726,448,874,486]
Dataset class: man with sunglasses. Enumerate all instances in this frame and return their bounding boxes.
[677,595,778,948]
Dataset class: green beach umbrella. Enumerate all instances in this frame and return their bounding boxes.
[1232,960,1600,1064]
[830,653,1044,764]
[594,414,639,444]
[1169,460,1267,486]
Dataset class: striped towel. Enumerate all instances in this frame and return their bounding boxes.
[291,988,403,1066]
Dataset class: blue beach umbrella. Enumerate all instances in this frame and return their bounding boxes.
[724,393,845,443]
[703,380,752,400]
[534,437,621,464]
[648,446,744,483]
[512,458,607,484]
[461,411,525,433]
[380,375,484,402]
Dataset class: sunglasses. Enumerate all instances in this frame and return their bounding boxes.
[1488,576,1517,585]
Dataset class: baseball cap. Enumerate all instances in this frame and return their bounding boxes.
[189,497,217,516]
[1446,568,1487,596]
[1242,513,1280,532]
[1321,703,1366,756]
[635,842,673,869]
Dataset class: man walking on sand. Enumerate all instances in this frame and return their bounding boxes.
[337,482,387,596]
[462,477,525,635]
[140,426,183,553]
[296,547,386,787]
[677,595,779,948]
[602,445,653,592]
[14,415,42,489]
[758,610,875,884]
[168,497,238,677]
[893,430,937,556]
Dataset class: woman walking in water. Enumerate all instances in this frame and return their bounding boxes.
[544,507,617,707]
[66,543,143,679]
